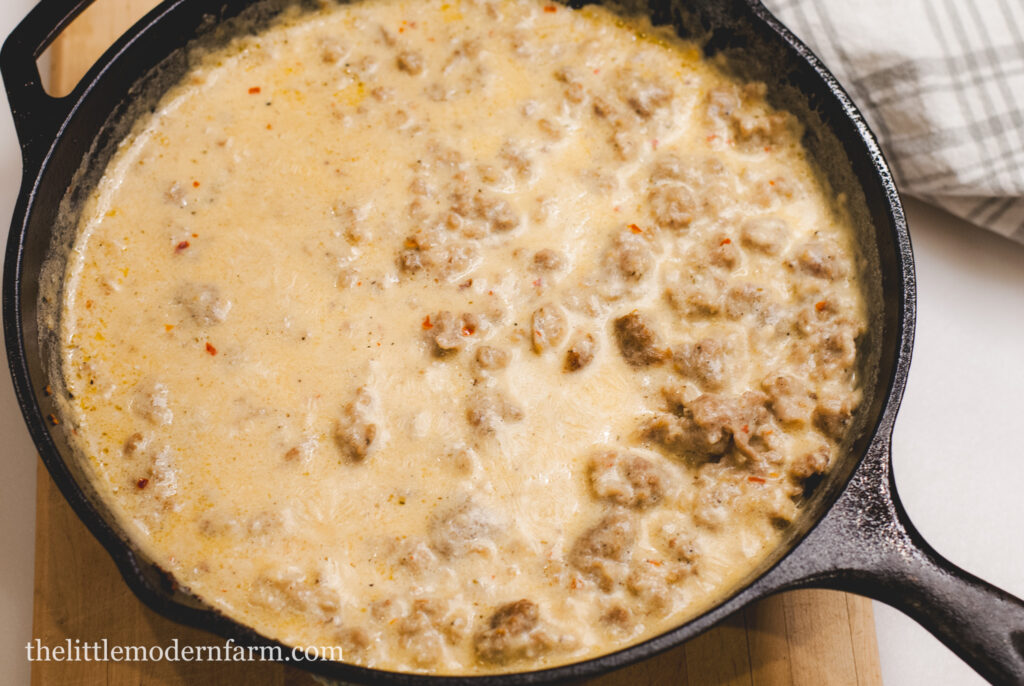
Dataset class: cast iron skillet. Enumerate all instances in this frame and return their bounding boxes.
[4,0,1024,683]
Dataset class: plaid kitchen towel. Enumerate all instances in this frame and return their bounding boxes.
[762,0,1024,242]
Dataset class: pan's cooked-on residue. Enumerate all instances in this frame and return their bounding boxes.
[58,0,868,674]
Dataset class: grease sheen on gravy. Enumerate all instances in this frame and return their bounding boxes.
[59,0,869,674]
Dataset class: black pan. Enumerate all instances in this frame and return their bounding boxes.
[4,0,1024,683]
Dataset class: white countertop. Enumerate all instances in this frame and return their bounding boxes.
[0,2,1021,684]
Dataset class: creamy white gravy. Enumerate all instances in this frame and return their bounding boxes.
[59,0,868,674]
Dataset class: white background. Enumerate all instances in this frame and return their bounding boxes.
[0,1,1021,684]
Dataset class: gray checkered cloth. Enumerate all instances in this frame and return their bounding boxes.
[763,0,1024,242]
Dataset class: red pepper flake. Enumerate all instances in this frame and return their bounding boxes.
[205,342,217,355]
[769,179,776,186]
[748,476,766,484]
[741,424,750,433]
[44,385,53,396]
[593,68,600,75]
[720,237,732,246]
[191,232,199,238]
[764,146,771,152]
[422,315,433,330]
[646,558,663,566]
[815,300,828,311]
[532,278,542,288]
[248,86,261,94]
[543,4,557,11]
[706,134,718,142]
[164,324,174,332]
[192,180,200,188]
[175,240,190,252]
[47,414,60,426]
[487,290,494,296]
[628,223,643,234]
[461,324,476,336]
[136,477,149,489]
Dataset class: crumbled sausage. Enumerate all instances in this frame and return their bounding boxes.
[426,311,481,353]
[656,522,700,575]
[673,338,729,391]
[429,500,499,557]
[587,450,667,508]
[609,125,640,161]
[334,202,370,245]
[475,345,510,370]
[122,431,149,456]
[616,69,672,119]
[139,447,178,505]
[569,511,635,590]
[814,392,857,440]
[531,304,567,353]
[250,568,340,622]
[451,190,520,234]
[608,230,654,282]
[664,276,726,318]
[334,627,371,660]
[532,248,565,271]
[431,242,481,279]
[600,605,633,630]
[724,283,769,319]
[473,599,552,664]
[707,235,741,270]
[320,38,347,64]
[791,443,831,482]
[176,283,231,325]
[394,540,439,575]
[396,50,424,74]
[466,389,523,432]
[334,387,378,462]
[761,374,815,425]
[625,565,671,614]
[815,324,859,371]
[705,83,797,148]
[475,194,519,232]
[397,248,425,273]
[644,391,771,461]
[499,142,531,177]
[648,184,696,231]
[395,598,467,666]
[564,332,597,372]
[554,65,585,103]
[613,312,666,366]
[132,381,173,426]
[794,239,846,280]
[740,216,788,255]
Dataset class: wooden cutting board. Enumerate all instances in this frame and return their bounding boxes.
[32,2,885,684]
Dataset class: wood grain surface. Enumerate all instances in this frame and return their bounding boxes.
[31,1,884,684]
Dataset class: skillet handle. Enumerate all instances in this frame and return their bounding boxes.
[782,440,1024,684]
[0,0,101,164]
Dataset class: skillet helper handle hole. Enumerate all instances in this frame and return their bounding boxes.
[0,0,151,160]
[791,443,1024,685]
